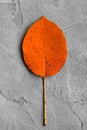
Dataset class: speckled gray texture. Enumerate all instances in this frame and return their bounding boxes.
[0,0,87,130]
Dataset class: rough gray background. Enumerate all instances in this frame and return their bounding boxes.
[0,0,87,130]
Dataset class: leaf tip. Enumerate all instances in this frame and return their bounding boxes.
[41,16,47,20]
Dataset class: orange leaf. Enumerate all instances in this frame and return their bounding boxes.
[22,16,68,77]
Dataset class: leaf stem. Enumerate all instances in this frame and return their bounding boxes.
[43,77,46,126]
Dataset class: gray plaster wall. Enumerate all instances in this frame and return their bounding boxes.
[0,0,87,130]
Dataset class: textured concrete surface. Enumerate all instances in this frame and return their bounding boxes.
[0,0,87,130]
